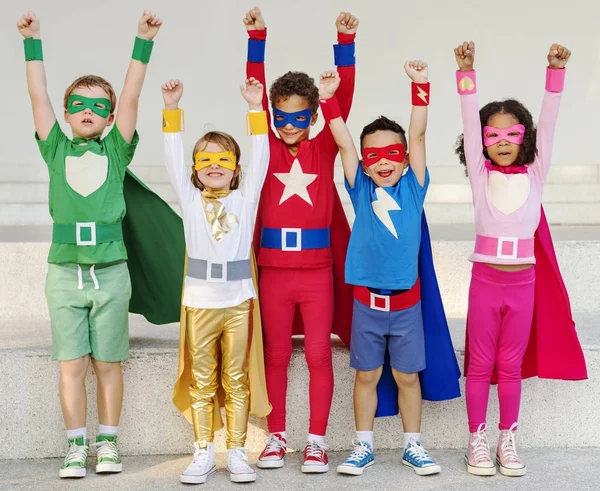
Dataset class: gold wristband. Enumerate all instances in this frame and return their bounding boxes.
[246,111,268,136]
[163,108,184,133]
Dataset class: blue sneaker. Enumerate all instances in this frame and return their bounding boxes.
[336,439,375,475]
[402,439,441,476]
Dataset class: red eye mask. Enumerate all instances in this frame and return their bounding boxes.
[361,144,405,167]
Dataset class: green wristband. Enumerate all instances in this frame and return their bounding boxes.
[24,37,43,62]
[132,36,153,64]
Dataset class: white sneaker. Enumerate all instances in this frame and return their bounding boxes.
[180,442,217,484]
[227,447,256,483]
[465,423,496,476]
[496,423,526,477]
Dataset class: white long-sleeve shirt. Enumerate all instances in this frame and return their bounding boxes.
[163,127,269,309]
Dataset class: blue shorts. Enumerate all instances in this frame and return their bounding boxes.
[350,298,425,374]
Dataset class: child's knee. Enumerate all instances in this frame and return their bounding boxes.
[355,368,382,387]
[59,355,90,380]
[92,359,122,379]
[392,369,419,388]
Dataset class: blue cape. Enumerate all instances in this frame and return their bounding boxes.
[375,212,461,417]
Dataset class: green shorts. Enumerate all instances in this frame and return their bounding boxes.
[45,261,131,362]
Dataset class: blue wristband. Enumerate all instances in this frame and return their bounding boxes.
[248,39,265,63]
[334,43,355,67]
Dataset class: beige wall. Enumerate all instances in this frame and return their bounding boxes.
[3,0,598,171]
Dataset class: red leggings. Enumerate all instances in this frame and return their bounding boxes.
[259,266,334,436]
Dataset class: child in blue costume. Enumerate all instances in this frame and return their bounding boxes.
[317,61,460,477]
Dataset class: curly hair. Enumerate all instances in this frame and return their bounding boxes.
[269,71,319,114]
[359,116,407,152]
[455,99,537,175]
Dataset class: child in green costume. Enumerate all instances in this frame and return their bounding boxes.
[17,9,162,479]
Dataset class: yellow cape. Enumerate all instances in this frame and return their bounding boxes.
[172,251,272,428]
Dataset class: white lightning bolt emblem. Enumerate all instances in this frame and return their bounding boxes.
[417,86,428,104]
[372,187,401,238]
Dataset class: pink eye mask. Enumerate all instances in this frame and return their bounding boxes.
[483,124,525,147]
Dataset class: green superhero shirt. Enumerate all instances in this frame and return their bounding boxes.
[36,121,139,264]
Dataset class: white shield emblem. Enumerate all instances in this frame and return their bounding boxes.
[65,152,109,197]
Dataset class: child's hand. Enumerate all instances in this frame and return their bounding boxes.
[240,77,264,110]
[162,79,183,109]
[336,12,359,34]
[547,43,571,69]
[319,71,341,100]
[454,41,475,72]
[404,60,428,83]
[138,11,163,41]
[17,11,40,39]
[243,7,265,31]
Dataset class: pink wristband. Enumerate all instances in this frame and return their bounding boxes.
[545,67,565,93]
[456,70,477,95]
[319,96,342,124]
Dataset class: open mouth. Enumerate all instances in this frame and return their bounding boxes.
[207,172,224,177]
[82,118,93,125]
[498,152,512,158]
[378,170,393,178]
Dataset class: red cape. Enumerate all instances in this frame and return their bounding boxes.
[252,183,353,347]
[464,206,588,381]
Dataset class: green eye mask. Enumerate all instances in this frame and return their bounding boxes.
[67,95,112,118]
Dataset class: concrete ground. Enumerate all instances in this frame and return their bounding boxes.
[1,448,599,491]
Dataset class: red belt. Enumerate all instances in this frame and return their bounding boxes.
[353,278,421,312]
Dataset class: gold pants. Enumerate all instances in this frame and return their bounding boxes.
[186,300,251,448]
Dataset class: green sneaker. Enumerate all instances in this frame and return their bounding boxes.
[93,434,122,473]
[59,436,89,478]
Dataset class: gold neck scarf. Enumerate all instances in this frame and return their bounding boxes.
[201,187,238,242]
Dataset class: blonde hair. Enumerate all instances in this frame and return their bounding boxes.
[191,131,242,191]
[64,75,117,114]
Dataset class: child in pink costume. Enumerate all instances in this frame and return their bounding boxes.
[454,41,578,477]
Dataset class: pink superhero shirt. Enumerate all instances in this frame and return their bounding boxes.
[457,68,565,265]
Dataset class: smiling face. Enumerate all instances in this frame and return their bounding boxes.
[194,141,239,191]
[361,130,408,188]
[64,85,114,139]
[484,112,522,167]
[273,95,318,146]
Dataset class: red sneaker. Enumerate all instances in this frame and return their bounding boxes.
[257,433,287,469]
[301,440,329,473]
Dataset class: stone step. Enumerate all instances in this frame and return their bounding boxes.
[1,315,598,460]
[2,448,599,490]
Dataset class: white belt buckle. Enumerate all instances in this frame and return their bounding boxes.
[76,222,97,246]
[206,261,227,283]
[370,292,390,312]
[497,236,518,260]
[281,228,302,251]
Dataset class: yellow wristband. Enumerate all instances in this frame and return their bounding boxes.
[163,109,184,133]
[246,111,268,136]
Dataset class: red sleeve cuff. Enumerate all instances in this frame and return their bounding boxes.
[337,32,355,45]
[248,28,267,41]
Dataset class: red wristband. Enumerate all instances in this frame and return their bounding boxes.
[248,28,267,41]
[411,82,430,106]
[319,96,342,124]
[337,32,356,45]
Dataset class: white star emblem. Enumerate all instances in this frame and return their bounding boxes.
[274,158,318,205]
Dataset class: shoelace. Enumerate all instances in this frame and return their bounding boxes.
[92,440,118,461]
[346,439,371,462]
[305,440,328,459]
[471,423,492,464]
[263,435,286,455]
[64,442,88,465]
[406,439,431,463]
[500,424,521,464]
[190,442,212,466]
[229,448,252,472]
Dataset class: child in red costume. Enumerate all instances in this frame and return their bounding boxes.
[242,7,357,473]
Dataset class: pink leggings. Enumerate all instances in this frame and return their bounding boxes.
[465,262,535,433]
[259,266,334,436]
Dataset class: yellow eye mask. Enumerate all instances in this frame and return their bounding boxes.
[194,151,237,171]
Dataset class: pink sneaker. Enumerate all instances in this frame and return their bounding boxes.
[496,423,526,477]
[301,440,329,473]
[257,433,287,469]
[465,423,496,476]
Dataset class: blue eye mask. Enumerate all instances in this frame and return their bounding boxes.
[272,108,312,129]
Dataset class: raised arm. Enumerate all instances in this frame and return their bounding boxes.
[161,79,197,207]
[116,11,162,144]
[315,12,358,153]
[18,12,56,141]
[533,44,571,184]
[404,60,429,186]
[243,7,272,131]
[454,41,486,180]
[318,71,359,187]
[239,78,270,202]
